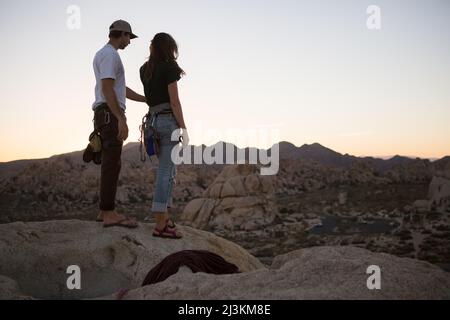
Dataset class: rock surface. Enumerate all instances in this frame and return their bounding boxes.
[0,220,264,299]
[1,221,450,300]
[115,246,450,300]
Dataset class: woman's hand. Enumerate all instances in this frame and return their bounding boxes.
[181,128,189,147]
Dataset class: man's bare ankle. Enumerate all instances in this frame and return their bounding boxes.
[103,211,120,218]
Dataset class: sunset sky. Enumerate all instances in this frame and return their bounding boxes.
[0,0,449,162]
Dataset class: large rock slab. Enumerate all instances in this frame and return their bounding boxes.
[117,246,450,300]
[0,220,264,299]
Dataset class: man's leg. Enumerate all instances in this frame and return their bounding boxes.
[99,132,122,211]
[96,109,136,227]
[100,139,127,225]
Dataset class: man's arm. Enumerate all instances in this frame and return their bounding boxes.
[126,87,146,102]
[102,79,128,141]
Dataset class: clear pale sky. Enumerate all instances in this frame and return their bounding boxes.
[0,0,449,162]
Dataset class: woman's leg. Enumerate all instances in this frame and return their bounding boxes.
[164,165,177,226]
[152,142,175,229]
[166,165,177,209]
[150,114,181,235]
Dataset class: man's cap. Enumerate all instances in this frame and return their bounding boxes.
[109,20,138,39]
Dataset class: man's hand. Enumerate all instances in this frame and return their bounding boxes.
[117,118,129,141]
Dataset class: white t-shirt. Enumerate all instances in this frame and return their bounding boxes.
[92,44,126,111]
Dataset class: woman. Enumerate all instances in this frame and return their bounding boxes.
[140,32,189,239]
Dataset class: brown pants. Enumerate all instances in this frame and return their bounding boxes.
[94,104,123,211]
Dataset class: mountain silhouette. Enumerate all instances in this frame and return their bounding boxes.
[0,141,447,177]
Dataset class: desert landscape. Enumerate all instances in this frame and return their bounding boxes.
[1,141,449,299]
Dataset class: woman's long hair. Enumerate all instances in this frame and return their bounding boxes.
[143,32,185,81]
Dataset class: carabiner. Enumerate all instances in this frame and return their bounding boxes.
[104,111,110,125]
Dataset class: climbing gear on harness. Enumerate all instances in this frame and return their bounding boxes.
[139,109,175,162]
[89,130,102,153]
[140,113,157,161]
[83,104,111,165]
[83,129,102,165]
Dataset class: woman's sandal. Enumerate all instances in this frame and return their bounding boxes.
[166,218,176,228]
[153,220,182,239]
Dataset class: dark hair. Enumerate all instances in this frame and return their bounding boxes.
[143,32,185,81]
[109,30,130,39]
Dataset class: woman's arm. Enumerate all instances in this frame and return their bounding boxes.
[168,82,187,129]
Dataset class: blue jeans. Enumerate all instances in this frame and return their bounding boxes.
[151,112,180,213]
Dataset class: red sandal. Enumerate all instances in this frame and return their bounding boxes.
[166,218,176,228]
[153,221,182,239]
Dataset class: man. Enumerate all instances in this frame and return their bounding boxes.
[92,20,146,228]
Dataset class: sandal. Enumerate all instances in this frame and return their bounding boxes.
[153,221,182,239]
[166,218,176,228]
[103,216,138,229]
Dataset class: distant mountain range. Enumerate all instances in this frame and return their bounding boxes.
[0,140,448,224]
[277,142,448,172]
[1,141,448,179]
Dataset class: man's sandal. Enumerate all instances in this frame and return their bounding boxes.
[103,216,138,229]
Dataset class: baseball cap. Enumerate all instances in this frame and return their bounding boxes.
[109,20,138,39]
